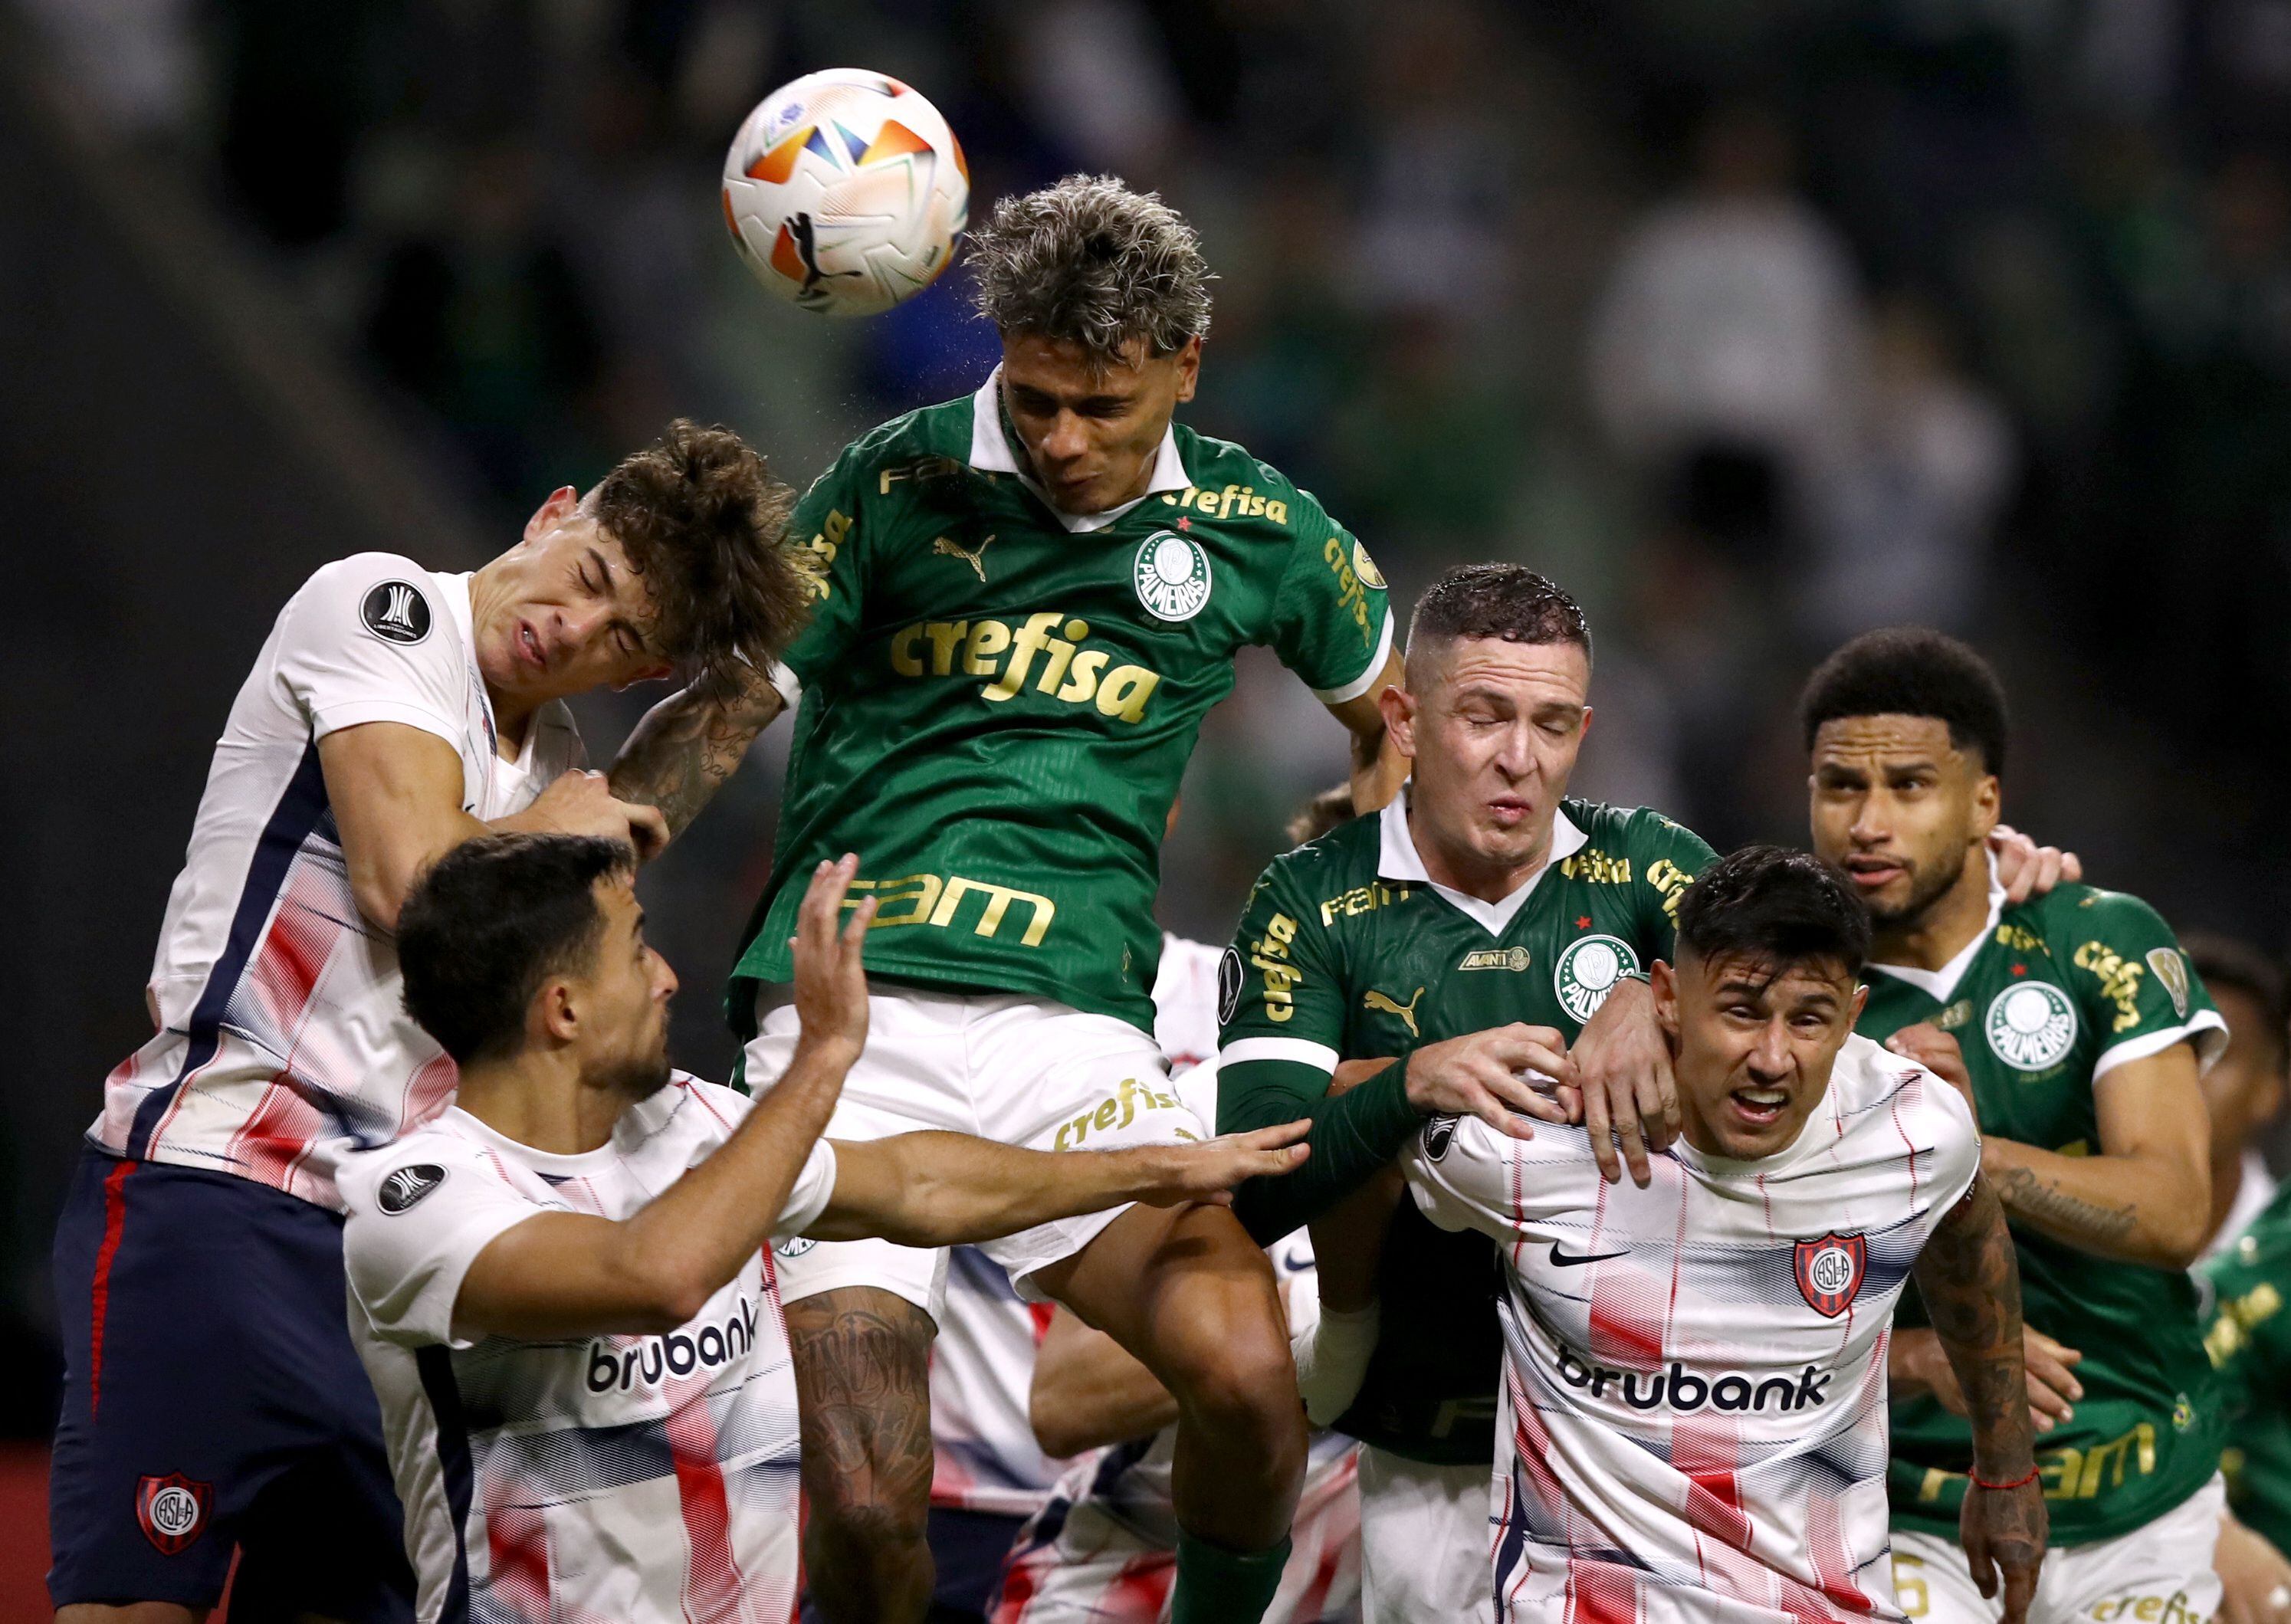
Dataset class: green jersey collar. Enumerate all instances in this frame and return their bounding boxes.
[1375,789,1589,937]
[967,367,1191,533]
[1864,851,2004,1003]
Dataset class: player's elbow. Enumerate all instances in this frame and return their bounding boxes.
[349,864,408,933]
[1028,1382,1102,1460]
[2137,1207,2208,1271]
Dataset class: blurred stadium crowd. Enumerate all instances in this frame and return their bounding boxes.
[15,0,2291,1082]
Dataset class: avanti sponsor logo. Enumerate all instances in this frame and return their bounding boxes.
[1551,1347,1833,1413]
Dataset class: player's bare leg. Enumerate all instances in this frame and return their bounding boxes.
[1035,1201,1308,1622]
[786,1286,937,1624]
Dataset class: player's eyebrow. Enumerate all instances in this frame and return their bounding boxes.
[587,546,615,592]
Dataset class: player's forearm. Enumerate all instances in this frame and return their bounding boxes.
[1227,1060,1417,1243]
[814,1134,1210,1248]
[1981,1138,2209,1268]
[607,669,785,838]
[617,1039,852,1316]
[1913,1177,2037,1479]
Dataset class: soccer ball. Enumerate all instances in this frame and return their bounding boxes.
[721,69,970,317]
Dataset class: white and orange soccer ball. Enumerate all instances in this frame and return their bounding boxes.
[721,69,970,317]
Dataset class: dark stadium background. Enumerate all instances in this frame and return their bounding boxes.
[7,0,2290,1606]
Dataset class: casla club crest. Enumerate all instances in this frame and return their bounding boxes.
[136,1471,212,1555]
[1794,1232,1867,1318]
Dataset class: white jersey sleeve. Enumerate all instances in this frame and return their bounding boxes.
[773,1140,839,1238]
[1402,1112,1571,1239]
[275,555,468,747]
[340,1134,542,1350]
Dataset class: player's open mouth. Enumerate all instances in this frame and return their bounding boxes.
[517,622,546,671]
[1842,857,1904,891]
[1730,1086,1789,1127]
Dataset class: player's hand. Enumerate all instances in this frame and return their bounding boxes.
[1886,1022,1978,1124]
[1568,977,1678,1186]
[2217,1513,2291,1624]
[1895,1325,2083,1432]
[1960,1471,2046,1624]
[521,769,671,861]
[789,855,874,1063]
[1131,1120,1312,1206]
[1990,825,2081,904]
[1403,1025,1574,1142]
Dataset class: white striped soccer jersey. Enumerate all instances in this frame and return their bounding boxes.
[991,1229,1362,1624]
[340,1076,836,1624]
[94,556,580,1210]
[1403,1034,1979,1624]
[927,934,1227,1518]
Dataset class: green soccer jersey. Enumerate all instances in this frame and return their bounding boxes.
[1859,879,2229,1545]
[1216,792,1717,1464]
[2201,1179,2291,1552]
[729,374,1393,1035]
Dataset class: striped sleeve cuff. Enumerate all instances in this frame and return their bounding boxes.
[1220,1037,1341,1074]
[1311,610,1395,705]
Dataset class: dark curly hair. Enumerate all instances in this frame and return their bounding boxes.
[1799,628,2009,776]
[589,419,807,680]
[967,175,1213,363]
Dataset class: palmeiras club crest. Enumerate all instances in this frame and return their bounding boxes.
[1794,1232,1867,1318]
[136,1472,212,1555]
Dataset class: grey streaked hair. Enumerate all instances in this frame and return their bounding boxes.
[968,174,1213,363]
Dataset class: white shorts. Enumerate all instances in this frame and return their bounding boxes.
[1889,1475,2225,1624]
[745,986,1205,1320]
[1355,1447,1495,1623]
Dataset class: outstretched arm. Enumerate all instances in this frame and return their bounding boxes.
[453,855,870,1340]
[608,662,788,839]
[1912,1175,2047,1624]
[806,1121,1311,1247]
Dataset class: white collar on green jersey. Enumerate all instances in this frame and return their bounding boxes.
[1863,850,2004,1002]
[1376,789,1590,937]
[967,368,1192,533]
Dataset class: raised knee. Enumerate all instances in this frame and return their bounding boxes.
[1161,1291,1299,1435]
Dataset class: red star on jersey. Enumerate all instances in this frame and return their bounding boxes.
[1176,516,1191,531]
[1576,916,1593,930]
[2011,963,2027,976]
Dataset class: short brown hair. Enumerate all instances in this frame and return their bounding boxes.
[1287,783,1357,846]
[1406,565,1591,668]
[589,420,806,677]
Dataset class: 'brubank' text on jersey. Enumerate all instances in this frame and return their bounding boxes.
[730,372,1393,1034]
[95,556,580,1209]
[340,1078,835,1624]
[1405,1036,1980,1624]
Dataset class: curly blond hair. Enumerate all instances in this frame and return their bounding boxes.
[967,174,1213,363]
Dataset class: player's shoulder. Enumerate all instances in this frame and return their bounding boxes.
[650,1073,753,1146]
[1251,811,1383,914]
[2017,880,2174,948]
[1168,424,1336,538]
[819,397,974,489]
[1830,1032,1978,1145]
[336,1117,505,1222]
[277,553,458,653]
[1560,798,1707,856]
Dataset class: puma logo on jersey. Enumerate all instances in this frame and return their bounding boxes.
[1363,986,1424,1038]
[933,533,994,582]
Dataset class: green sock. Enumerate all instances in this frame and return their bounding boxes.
[1170,1527,1291,1624]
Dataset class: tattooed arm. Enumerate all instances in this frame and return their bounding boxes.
[1982,1043,2210,1268]
[606,661,787,842]
[1913,1174,2047,1624]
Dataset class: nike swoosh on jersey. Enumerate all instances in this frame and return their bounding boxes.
[1548,1242,1631,1268]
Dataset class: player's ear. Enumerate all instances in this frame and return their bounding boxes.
[1379,682,1417,756]
[534,977,582,1045]
[1968,769,2001,842]
[524,485,579,543]
[1650,960,1679,1038]
[1173,336,1202,403]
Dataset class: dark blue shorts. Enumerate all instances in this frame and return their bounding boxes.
[48,1146,414,1619]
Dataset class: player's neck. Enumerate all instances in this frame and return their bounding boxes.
[453,1054,621,1156]
[1408,805,1551,903]
[1868,851,1993,973]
